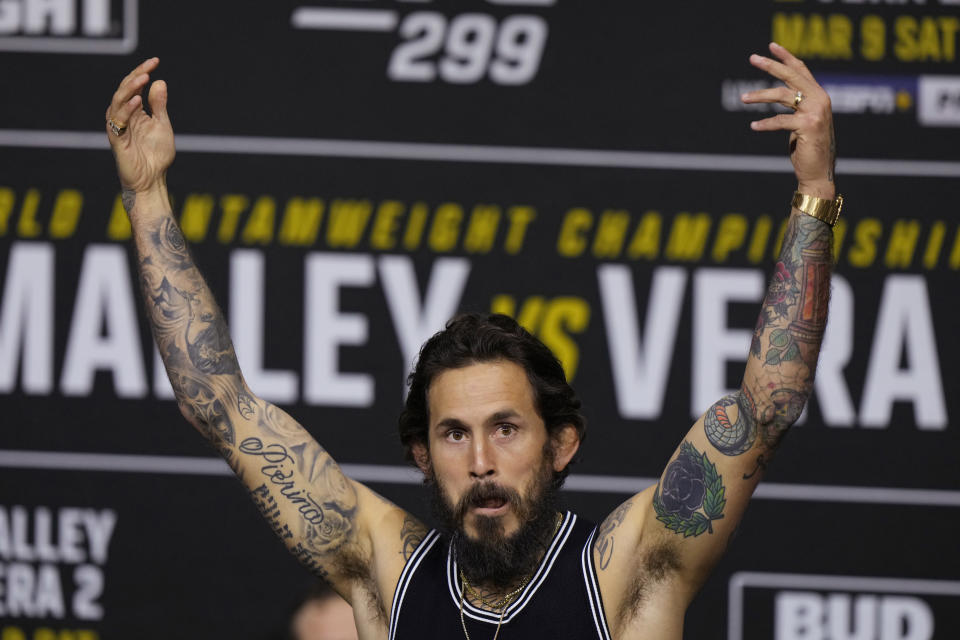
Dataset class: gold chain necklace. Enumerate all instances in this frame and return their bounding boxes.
[457,513,563,640]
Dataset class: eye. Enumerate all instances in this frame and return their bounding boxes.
[446,429,467,442]
[496,423,517,437]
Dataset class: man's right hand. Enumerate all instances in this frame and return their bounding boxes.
[105,57,175,196]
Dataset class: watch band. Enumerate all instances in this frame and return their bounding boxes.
[792,191,843,227]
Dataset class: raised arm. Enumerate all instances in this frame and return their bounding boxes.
[105,59,424,624]
[593,43,838,634]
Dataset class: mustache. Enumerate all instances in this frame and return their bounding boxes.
[453,482,522,521]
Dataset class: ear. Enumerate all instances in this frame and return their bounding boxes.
[411,442,431,475]
[550,424,580,473]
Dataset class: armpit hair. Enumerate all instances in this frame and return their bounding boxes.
[617,541,682,627]
[337,547,387,623]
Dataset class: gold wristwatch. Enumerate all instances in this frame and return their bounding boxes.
[791,191,843,227]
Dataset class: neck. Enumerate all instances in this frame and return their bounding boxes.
[459,511,563,609]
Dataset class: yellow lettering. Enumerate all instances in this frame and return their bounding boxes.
[241,196,276,245]
[539,298,590,382]
[772,218,789,258]
[773,13,806,55]
[33,629,56,640]
[403,202,429,250]
[47,189,83,239]
[219,194,249,244]
[712,213,748,262]
[626,210,661,260]
[180,194,215,243]
[106,195,131,240]
[941,17,958,61]
[428,203,463,252]
[370,200,404,250]
[491,295,547,332]
[0,187,13,235]
[861,14,886,61]
[279,198,324,246]
[884,219,920,268]
[747,215,772,264]
[1,627,26,640]
[919,16,942,61]
[504,206,536,254]
[592,210,630,259]
[773,12,851,59]
[828,14,853,59]
[847,218,882,268]
[832,218,847,263]
[922,221,946,269]
[557,208,592,257]
[949,227,960,269]
[17,188,42,238]
[464,205,500,254]
[665,212,711,262]
[327,199,373,248]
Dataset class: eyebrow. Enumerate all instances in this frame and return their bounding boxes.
[433,409,522,432]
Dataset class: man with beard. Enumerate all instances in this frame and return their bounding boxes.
[106,41,839,639]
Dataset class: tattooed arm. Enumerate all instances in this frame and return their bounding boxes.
[105,59,426,628]
[593,44,837,635]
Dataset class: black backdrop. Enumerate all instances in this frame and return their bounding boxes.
[1,1,959,638]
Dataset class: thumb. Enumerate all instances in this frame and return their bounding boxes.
[148,79,170,123]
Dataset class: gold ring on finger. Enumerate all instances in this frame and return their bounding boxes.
[108,118,127,137]
[791,90,804,110]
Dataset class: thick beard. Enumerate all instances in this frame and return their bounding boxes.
[428,453,562,591]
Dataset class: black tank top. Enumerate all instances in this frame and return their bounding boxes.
[388,511,613,640]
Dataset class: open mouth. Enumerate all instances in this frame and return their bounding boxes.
[472,496,509,514]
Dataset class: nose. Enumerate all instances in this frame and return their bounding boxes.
[468,436,495,479]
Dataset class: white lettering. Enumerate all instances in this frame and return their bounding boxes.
[60,245,147,398]
[379,255,470,394]
[860,276,947,430]
[692,268,764,417]
[0,242,54,394]
[230,249,298,403]
[72,564,104,620]
[598,265,687,419]
[815,274,857,426]
[776,591,824,640]
[880,596,934,640]
[25,0,74,35]
[304,253,375,406]
[81,509,116,564]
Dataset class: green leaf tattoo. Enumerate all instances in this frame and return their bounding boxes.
[654,442,726,538]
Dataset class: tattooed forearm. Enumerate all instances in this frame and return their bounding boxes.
[734,211,833,455]
[654,442,725,538]
[595,499,633,570]
[134,212,242,454]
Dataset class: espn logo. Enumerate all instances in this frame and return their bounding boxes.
[918,76,960,127]
[0,0,137,54]
[728,572,960,640]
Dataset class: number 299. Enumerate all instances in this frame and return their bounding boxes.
[388,13,548,85]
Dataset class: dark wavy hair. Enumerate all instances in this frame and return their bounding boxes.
[399,313,586,488]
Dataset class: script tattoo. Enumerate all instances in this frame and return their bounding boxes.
[121,187,136,214]
[739,211,833,459]
[594,499,632,571]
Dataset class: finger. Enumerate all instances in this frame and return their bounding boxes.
[147,80,170,124]
[769,42,816,84]
[742,86,799,109]
[750,113,798,132]
[749,52,812,94]
[111,72,149,116]
[119,57,159,91]
[113,94,142,127]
